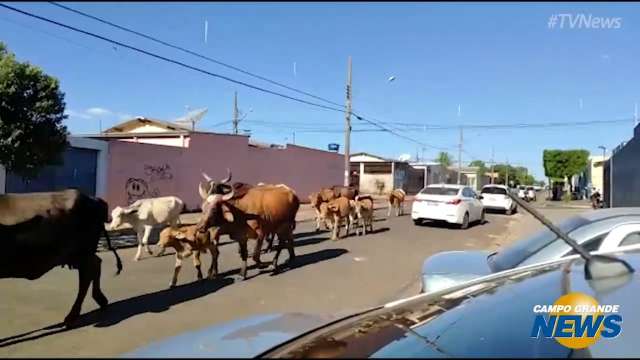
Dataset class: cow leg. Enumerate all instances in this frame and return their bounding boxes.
[170,254,183,288]
[251,228,266,268]
[142,225,154,256]
[238,239,249,280]
[64,258,94,328]
[332,215,340,240]
[207,242,219,279]
[90,255,108,309]
[193,250,203,281]
[134,230,144,261]
[387,201,392,217]
[314,209,321,232]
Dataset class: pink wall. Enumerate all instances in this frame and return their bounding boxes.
[105,133,343,211]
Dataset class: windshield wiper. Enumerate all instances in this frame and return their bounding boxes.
[507,192,634,280]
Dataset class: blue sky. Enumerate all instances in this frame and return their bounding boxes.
[1,2,639,180]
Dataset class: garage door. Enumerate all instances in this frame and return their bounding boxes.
[5,147,98,196]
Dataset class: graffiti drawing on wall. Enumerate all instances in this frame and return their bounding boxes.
[125,178,149,204]
[144,164,173,182]
[125,164,174,204]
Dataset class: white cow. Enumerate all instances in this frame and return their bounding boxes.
[108,196,184,261]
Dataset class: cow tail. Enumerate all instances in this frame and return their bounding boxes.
[103,228,123,276]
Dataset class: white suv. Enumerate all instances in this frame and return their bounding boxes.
[480,184,517,215]
[411,184,485,229]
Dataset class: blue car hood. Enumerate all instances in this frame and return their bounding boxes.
[123,313,333,358]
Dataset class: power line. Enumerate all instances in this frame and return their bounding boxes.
[48,1,345,108]
[3,3,448,151]
[0,3,345,113]
[374,117,636,131]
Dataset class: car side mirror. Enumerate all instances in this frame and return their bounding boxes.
[477,195,484,200]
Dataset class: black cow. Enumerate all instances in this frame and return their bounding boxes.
[0,189,122,328]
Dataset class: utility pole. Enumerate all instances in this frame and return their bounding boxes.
[635,102,638,127]
[457,126,463,184]
[292,131,296,145]
[232,91,239,135]
[344,56,353,187]
[506,157,510,187]
[490,146,495,184]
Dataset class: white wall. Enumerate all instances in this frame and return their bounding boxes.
[360,173,393,194]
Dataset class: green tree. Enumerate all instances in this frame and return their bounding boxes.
[469,160,488,183]
[437,151,452,167]
[543,149,590,193]
[0,42,68,178]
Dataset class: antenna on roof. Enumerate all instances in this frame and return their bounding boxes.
[174,107,208,131]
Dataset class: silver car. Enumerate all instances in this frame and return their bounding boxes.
[421,207,640,293]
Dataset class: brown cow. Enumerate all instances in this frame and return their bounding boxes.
[351,195,374,236]
[157,225,220,287]
[324,196,356,240]
[197,174,299,279]
[388,189,406,217]
[0,189,122,328]
[330,185,359,200]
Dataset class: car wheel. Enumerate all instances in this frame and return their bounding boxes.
[460,212,469,229]
[413,219,422,226]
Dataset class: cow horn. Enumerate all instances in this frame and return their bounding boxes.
[220,168,232,184]
[198,181,210,200]
[221,189,234,201]
[202,172,212,182]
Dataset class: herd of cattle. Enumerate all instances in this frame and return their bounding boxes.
[0,169,407,329]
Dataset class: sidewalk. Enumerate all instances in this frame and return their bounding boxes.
[536,199,592,210]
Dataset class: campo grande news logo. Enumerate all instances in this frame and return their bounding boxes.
[530,292,622,349]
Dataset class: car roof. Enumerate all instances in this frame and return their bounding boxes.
[482,184,507,189]
[426,183,465,189]
[580,207,640,222]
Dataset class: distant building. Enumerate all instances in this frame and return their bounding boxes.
[604,123,640,207]
[350,152,425,195]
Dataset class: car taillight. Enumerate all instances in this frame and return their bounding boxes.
[447,198,462,205]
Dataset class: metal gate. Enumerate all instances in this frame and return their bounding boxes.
[5,147,98,196]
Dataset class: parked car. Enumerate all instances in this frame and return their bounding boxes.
[420,207,640,293]
[125,246,640,358]
[517,185,527,199]
[526,186,536,201]
[480,184,517,215]
[411,184,484,229]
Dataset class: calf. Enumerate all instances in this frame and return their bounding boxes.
[388,189,406,217]
[157,225,220,288]
[109,196,184,261]
[351,195,374,236]
[0,189,122,328]
[324,196,356,240]
[309,192,331,232]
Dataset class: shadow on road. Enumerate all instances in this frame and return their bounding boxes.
[270,248,348,275]
[0,277,235,348]
[416,220,490,229]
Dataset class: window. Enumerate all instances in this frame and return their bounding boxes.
[567,233,608,255]
[620,232,640,247]
[420,187,459,196]
[482,187,508,195]
[462,188,474,198]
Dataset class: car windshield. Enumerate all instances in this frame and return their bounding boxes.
[481,187,507,195]
[420,187,459,196]
[488,215,591,272]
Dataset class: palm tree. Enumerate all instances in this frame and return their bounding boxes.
[437,151,452,167]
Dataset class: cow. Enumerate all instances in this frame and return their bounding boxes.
[157,225,220,288]
[197,172,300,279]
[0,189,123,328]
[388,189,406,217]
[309,191,332,232]
[323,196,356,240]
[351,195,374,236]
[330,185,359,200]
[108,196,184,261]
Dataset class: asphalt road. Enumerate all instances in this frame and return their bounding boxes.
[0,205,568,357]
